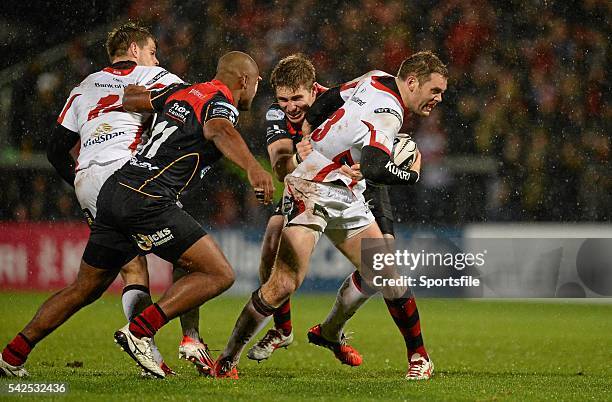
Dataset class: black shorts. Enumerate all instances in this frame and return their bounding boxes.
[83,175,207,270]
[363,182,394,236]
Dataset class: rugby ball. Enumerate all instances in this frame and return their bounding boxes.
[393,133,418,170]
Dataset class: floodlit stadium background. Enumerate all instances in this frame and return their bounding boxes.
[0,0,609,294]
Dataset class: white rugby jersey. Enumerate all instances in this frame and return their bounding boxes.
[57,61,183,171]
[291,71,405,196]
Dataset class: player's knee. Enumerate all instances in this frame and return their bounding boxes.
[216,267,235,292]
[119,256,148,285]
[274,274,299,300]
[68,280,104,307]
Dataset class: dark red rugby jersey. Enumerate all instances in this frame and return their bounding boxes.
[115,80,239,200]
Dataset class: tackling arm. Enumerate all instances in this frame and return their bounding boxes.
[267,138,296,181]
[46,124,80,187]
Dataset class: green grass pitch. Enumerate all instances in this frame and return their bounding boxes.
[0,292,610,401]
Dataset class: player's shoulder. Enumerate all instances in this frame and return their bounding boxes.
[366,73,404,108]
[133,66,179,87]
[265,103,286,122]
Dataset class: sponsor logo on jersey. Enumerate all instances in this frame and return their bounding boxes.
[209,101,238,125]
[132,228,174,250]
[189,88,204,99]
[385,161,412,180]
[129,156,159,171]
[83,123,126,147]
[166,102,191,123]
[266,108,285,121]
[374,108,402,122]
[266,125,286,141]
[313,203,330,219]
[351,95,366,106]
[145,70,169,86]
[94,82,124,89]
[200,165,212,179]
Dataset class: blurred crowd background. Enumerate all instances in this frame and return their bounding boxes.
[0,0,609,227]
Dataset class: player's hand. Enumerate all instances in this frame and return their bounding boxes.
[296,137,312,162]
[247,164,274,205]
[124,84,147,95]
[339,163,363,181]
[409,149,422,175]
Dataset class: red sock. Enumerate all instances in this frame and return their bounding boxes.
[273,299,292,336]
[384,297,428,360]
[129,303,168,339]
[2,333,33,366]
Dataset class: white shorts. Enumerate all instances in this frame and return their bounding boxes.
[74,157,130,223]
[282,176,374,244]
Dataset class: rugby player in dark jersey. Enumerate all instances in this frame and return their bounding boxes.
[0,51,273,379]
[245,54,396,366]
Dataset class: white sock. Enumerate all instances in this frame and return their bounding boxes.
[121,285,152,321]
[173,266,200,340]
[321,272,373,342]
[122,285,164,365]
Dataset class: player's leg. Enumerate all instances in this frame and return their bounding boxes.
[306,222,382,366]
[126,234,235,334]
[118,256,176,376]
[119,256,150,325]
[115,232,234,378]
[316,185,395,343]
[173,265,215,375]
[215,224,319,376]
[333,221,433,379]
[248,213,294,362]
[0,258,121,377]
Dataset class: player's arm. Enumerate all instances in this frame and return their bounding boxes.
[122,83,183,112]
[264,105,303,180]
[46,124,80,187]
[305,72,379,129]
[361,146,421,185]
[204,118,274,204]
[267,139,296,181]
[359,103,421,185]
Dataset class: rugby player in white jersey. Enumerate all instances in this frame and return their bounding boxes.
[247,54,394,367]
[215,51,447,380]
[42,23,212,376]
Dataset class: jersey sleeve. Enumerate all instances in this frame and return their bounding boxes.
[57,88,82,132]
[142,67,184,90]
[265,104,291,146]
[358,97,403,156]
[202,93,239,126]
[150,83,189,112]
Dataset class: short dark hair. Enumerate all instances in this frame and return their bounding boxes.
[106,22,155,61]
[270,53,316,92]
[397,51,448,85]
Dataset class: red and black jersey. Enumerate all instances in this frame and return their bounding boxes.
[115,79,239,200]
[264,103,304,148]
